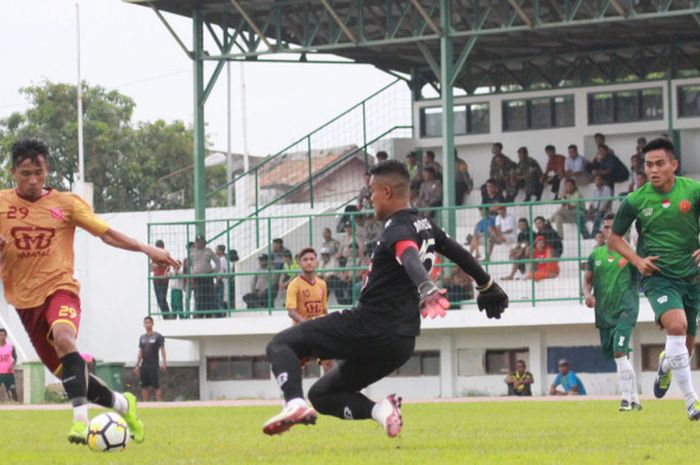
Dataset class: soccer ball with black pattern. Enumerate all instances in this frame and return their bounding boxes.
[87,412,130,452]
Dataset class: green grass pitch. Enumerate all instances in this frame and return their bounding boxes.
[1,400,699,465]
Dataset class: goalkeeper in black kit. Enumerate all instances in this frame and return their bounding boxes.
[263,160,509,437]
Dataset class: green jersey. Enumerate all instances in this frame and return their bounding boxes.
[612,176,700,280]
[587,245,639,329]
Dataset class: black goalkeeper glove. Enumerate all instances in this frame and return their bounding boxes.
[476,277,508,319]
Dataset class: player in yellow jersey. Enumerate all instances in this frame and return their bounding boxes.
[0,139,179,445]
[285,248,334,373]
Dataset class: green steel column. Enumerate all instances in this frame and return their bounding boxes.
[193,9,206,233]
[440,0,456,237]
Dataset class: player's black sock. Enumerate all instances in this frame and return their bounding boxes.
[60,352,88,407]
[87,373,115,408]
[266,329,306,401]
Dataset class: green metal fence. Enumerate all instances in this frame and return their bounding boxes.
[147,195,626,318]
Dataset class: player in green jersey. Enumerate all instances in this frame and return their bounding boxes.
[584,213,641,412]
[609,138,700,421]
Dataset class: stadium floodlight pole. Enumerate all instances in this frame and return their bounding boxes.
[75,0,85,198]
[226,61,233,208]
[192,9,207,232]
[237,61,250,207]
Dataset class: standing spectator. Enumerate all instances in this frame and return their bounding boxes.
[564,144,589,181]
[502,218,532,281]
[542,145,566,199]
[215,245,229,312]
[550,178,584,238]
[549,359,587,396]
[416,167,443,210]
[278,250,300,298]
[356,172,372,210]
[181,241,194,317]
[534,216,563,258]
[454,150,473,205]
[505,360,534,396]
[227,249,240,310]
[515,146,544,201]
[271,238,291,270]
[318,247,345,304]
[482,143,517,200]
[150,240,173,320]
[375,151,388,163]
[0,328,18,402]
[581,174,613,239]
[189,235,220,318]
[361,214,384,252]
[168,266,184,319]
[134,316,167,402]
[527,235,560,282]
[443,266,474,307]
[406,151,421,186]
[243,254,275,309]
[424,150,442,177]
[320,227,341,256]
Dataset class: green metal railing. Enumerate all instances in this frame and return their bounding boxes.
[147,195,626,318]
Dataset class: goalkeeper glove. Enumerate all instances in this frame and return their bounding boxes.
[476,277,508,319]
[418,281,450,319]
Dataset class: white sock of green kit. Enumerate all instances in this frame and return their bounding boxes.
[615,356,635,403]
[666,335,698,409]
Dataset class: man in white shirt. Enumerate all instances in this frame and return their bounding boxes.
[486,206,517,259]
[582,174,613,239]
[564,144,590,188]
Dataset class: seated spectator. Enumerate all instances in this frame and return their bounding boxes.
[243,254,275,309]
[482,178,505,216]
[590,144,628,191]
[416,167,443,213]
[505,360,534,396]
[527,235,560,282]
[515,146,544,202]
[550,178,584,238]
[443,266,474,308]
[542,145,566,199]
[549,359,587,396]
[485,206,517,259]
[581,174,612,239]
[424,150,442,179]
[337,220,364,259]
[594,133,615,156]
[468,208,496,260]
[356,172,372,210]
[321,227,341,256]
[454,150,473,205]
[375,150,388,163]
[564,144,589,183]
[361,214,384,249]
[534,216,563,258]
[271,238,291,270]
[502,218,531,281]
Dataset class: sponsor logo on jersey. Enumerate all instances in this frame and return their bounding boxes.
[642,208,653,217]
[49,208,65,221]
[10,226,56,258]
[662,199,671,209]
[680,199,692,214]
[412,218,432,233]
[657,295,668,304]
[607,256,614,263]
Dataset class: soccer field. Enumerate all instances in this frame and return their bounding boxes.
[1,399,698,465]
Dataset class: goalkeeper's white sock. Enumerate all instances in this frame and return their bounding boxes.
[666,335,698,409]
[285,397,307,410]
[614,356,635,403]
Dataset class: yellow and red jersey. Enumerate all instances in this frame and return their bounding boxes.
[0,188,109,308]
[285,274,327,322]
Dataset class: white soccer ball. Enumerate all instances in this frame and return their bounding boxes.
[87,412,130,452]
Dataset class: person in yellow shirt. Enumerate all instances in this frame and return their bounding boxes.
[0,139,178,445]
[285,248,334,373]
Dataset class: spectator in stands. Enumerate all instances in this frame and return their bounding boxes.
[502,218,531,281]
[168,265,184,319]
[515,146,544,202]
[243,254,275,309]
[443,266,474,308]
[337,242,361,305]
[581,174,612,239]
[527,235,560,282]
[271,238,291,270]
[337,220,363,259]
[278,250,300,300]
[375,151,388,163]
[542,145,566,199]
[361,214,384,250]
[416,166,443,212]
[181,241,194,316]
[633,136,647,158]
[468,208,496,260]
[454,150,473,206]
[564,144,589,182]
[534,216,563,258]
[227,249,239,310]
[505,360,534,396]
[318,247,346,304]
[356,172,372,210]
[424,150,442,177]
[483,178,505,216]
[627,155,645,193]
[214,244,229,312]
[321,227,341,256]
[589,144,618,189]
[487,206,517,258]
[503,171,520,202]
[594,133,616,156]
[150,240,173,319]
[549,359,587,396]
[406,151,421,186]
[550,178,584,238]
[189,235,220,318]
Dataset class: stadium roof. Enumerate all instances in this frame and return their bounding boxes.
[129,0,700,93]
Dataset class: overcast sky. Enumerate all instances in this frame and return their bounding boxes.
[0,0,398,156]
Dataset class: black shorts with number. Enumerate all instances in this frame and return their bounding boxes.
[139,365,160,389]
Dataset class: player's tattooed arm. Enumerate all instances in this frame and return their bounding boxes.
[100,228,180,269]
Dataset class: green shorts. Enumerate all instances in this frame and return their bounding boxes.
[643,275,700,336]
[0,373,16,390]
[599,324,634,359]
